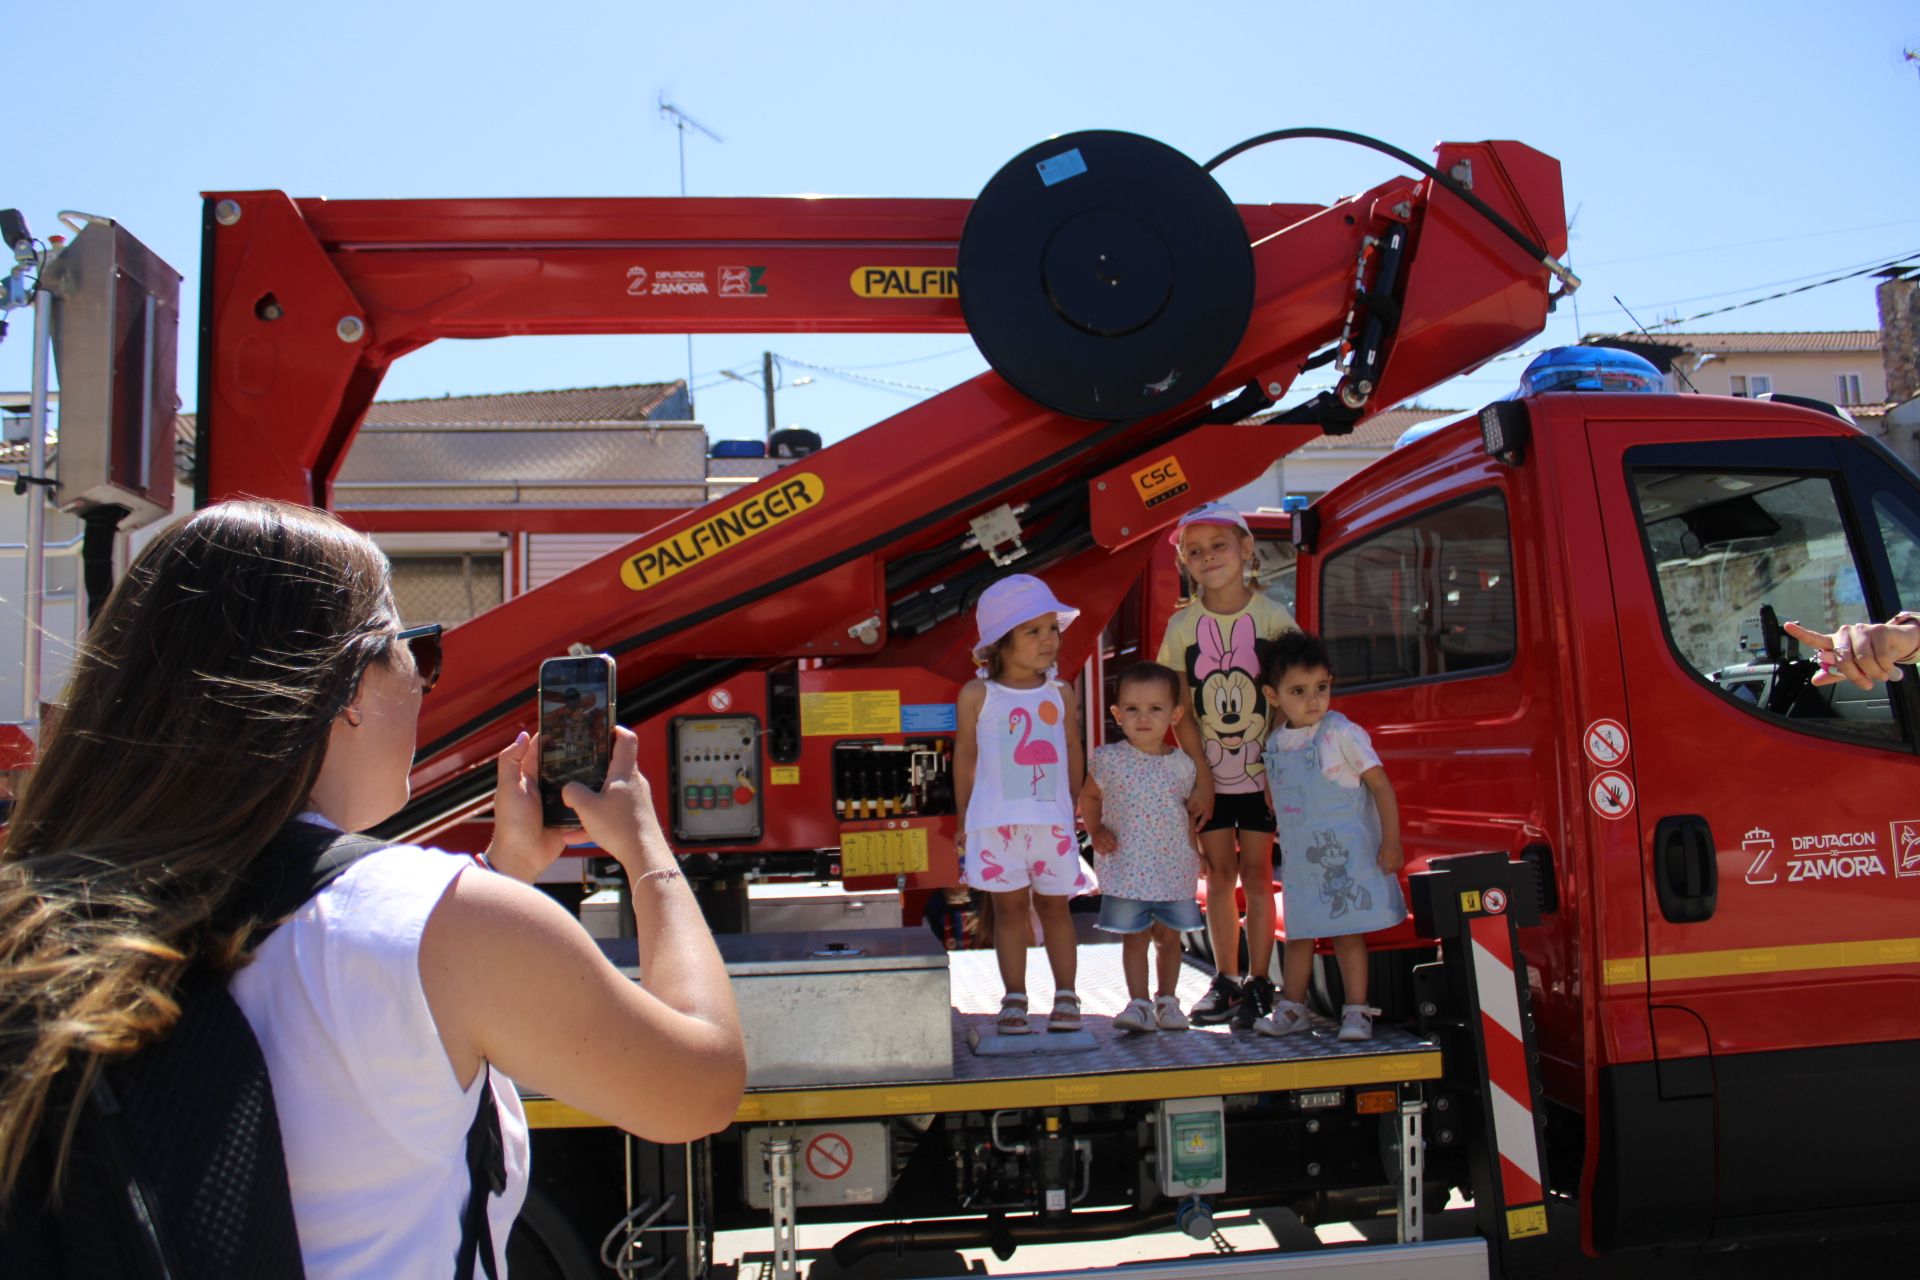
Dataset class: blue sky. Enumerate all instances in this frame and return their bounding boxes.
[6,1,1918,445]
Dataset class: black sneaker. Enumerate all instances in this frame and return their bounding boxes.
[1190,972,1243,1025]
[1232,975,1276,1030]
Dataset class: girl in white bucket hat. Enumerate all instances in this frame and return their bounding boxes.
[954,575,1096,1035]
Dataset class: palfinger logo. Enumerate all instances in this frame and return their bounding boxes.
[621,474,824,591]
[850,266,959,299]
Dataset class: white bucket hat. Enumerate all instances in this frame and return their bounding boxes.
[1168,500,1252,545]
[970,574,1080,666]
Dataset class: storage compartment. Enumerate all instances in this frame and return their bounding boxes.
[748,882,903,933]
[720,928,952,1087]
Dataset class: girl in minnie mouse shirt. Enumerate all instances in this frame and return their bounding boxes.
[1158,503,1298,1029]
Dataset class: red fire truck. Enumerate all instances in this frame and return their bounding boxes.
[25,126,1918,1276]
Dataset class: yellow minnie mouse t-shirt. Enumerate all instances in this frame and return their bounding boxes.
[1158,593,1298,794]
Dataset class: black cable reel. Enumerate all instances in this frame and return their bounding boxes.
[958,131,1256,422]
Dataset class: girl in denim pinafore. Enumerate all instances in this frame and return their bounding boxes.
[1256,633,1407,1041]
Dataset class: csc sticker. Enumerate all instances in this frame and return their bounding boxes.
[850,266,959,299]
[621,474,824,591]
[1130,455,1191,509]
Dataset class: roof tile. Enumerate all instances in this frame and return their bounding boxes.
[1586,331,1880,355]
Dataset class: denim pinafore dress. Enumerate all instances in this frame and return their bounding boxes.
[1264,712,1406,939]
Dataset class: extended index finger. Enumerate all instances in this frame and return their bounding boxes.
[1781,620,1833,651]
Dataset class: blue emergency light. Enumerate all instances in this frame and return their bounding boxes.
[1514,345,1664,396]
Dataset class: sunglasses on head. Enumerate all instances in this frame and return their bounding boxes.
[395,623,443,695]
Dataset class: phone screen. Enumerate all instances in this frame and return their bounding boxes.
[538,655,615,827]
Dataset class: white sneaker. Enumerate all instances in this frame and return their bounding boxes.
[1114,997,1158,1033]
[1337,1004,1381,1042]
[1255,998,1312,1037]
[1154,995,1190,1031]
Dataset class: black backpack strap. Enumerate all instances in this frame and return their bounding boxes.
[455,1076,507,1279]
[232,821,391,947]
[77,1074,179,1280]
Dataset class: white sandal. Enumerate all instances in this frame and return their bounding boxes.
[996,992,1033,1035]
[1114,997,1157,1033]
[1048,989,1083,1033]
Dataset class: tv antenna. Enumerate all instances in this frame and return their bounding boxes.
[659,98,722,199]
[658,97,724,406]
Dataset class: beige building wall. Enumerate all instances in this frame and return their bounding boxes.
[1689,350,1885,406]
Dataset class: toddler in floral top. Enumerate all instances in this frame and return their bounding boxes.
[1080,662,1203,1033]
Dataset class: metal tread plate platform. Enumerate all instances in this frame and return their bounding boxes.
[524,942,1439,1129]
[732,945,1437,1121]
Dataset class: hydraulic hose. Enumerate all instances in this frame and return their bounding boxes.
[1204,127,1579,294]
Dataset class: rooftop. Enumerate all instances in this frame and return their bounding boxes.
[363,381,687,427]
[1585,331,1880,355]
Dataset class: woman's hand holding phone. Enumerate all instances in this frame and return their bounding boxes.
[485,731,573,881]
[562,727,677,877]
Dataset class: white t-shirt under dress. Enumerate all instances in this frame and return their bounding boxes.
[229,841,531,1279]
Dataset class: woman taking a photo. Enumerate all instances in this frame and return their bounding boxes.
[0,500,745,1277]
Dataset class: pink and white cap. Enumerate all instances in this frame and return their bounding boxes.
[971,574,1080,669]
[1168,500,1252,546]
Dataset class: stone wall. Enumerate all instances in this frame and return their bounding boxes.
[1879,275,1920,405]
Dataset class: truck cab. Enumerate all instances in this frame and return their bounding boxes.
[1291,375,1920,1249]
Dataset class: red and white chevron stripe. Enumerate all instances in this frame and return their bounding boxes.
[1469,912,1544,1207]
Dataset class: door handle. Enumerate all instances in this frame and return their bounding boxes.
[1653,815,1717,924]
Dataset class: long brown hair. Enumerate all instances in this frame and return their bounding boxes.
[0,500,398,1202]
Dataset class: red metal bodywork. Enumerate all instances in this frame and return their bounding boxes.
[198,140,1566,839]
[1291,392,1920,1247]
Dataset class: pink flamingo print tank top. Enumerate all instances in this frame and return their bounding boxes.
[966,679,1076,836]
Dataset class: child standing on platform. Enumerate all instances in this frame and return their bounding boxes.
[954,575,1094,1035]
[1080,662,1202,1033]
[1159,502,1298,1029]
[1255,631,1406,1042]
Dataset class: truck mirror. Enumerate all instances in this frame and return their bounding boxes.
[1289,504,1319,553]
[1479,400,1530,466]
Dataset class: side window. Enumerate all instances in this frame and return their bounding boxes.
[1320,492,1516,689]
[1255,537,1297,617]
[1632,467,1893,737]
[1872,488,1920,608]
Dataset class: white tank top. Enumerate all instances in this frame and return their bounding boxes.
[229,840,530,1279]
[967,679,1076,834]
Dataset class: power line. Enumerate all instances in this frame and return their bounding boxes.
[772,355,946,396]
[829,345,980,371]
[1637,249,1919,330]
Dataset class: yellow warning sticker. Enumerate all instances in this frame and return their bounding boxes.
[842,827,930,878]
[1130,455,1191,509]
[769,766,800,786]
[1459,889,1483,915]
[620,474,824,591]
[1505,1204,1549,1239]
[849,266,959,299]
[801,690,902,737]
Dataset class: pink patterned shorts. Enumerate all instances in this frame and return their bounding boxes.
[961,823,1097,897]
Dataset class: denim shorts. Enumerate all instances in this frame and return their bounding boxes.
[1097,895,1205,934]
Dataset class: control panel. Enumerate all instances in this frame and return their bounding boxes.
[832,738,954,822]
[669,714,763,844]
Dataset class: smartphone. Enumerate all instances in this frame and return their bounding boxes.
[538,655,616,828]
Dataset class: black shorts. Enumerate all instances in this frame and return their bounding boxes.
[1200,789,1277,835]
